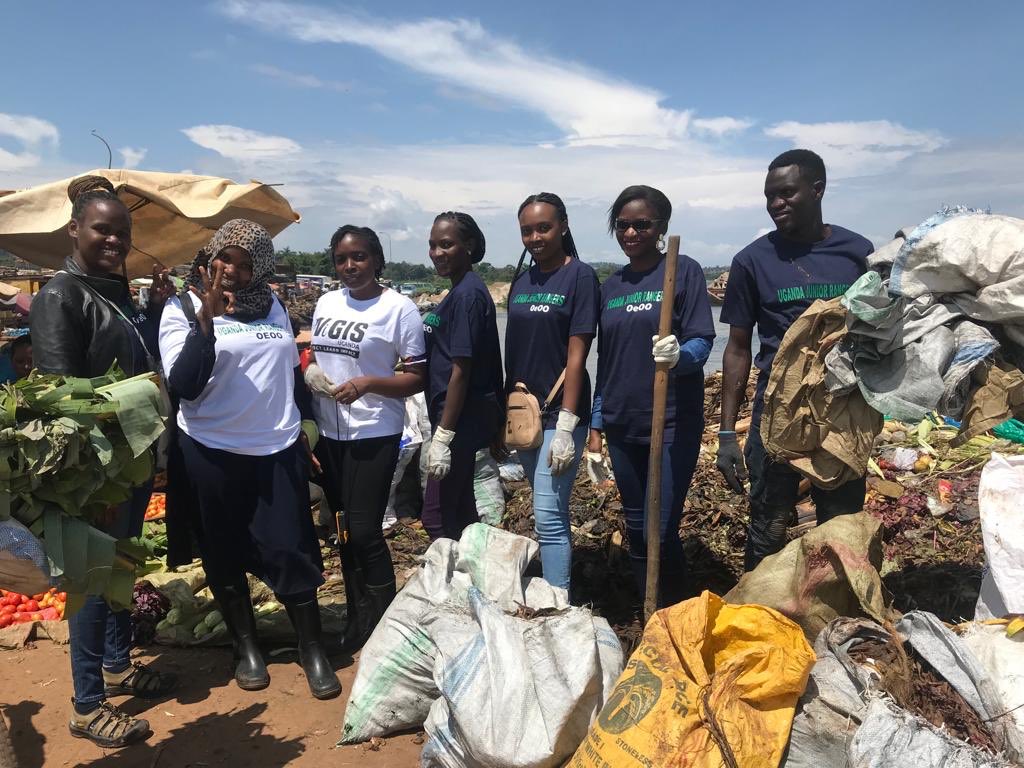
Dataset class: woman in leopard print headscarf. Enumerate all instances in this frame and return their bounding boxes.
[159,219,341,700]
[185,218,275,321]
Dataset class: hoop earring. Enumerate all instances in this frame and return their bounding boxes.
[656,234,667,253]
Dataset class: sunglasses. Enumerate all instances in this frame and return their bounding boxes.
[613,218,663,232]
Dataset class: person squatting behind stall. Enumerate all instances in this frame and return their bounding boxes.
[422,212,504,541]
[305,225,426,652]
[504,193,599,591]
[0,334,32,383]
[716,149,874,570]
[588,185,715,608]
[159,219,341,700]
[31,175,177,748]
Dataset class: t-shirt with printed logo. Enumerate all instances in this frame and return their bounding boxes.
[596,253,715,443]
[158,293,301,456]
[423,270,503,445]
[504,258,600,430]
[310,287,425,441]
[721,225,873,427]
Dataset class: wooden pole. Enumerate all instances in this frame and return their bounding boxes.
[644,235,680,622]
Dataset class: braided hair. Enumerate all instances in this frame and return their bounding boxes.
[67,175,126,221]
[330,225,386,278]
[433,211,486,263]
[517,192,579,258]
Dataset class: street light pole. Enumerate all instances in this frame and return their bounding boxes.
[91,130,113,169]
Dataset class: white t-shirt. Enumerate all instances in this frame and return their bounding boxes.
[159,294,301,456]
[311,287,426,441]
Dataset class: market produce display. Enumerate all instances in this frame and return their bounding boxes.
[144,492,166,521]
[0,367,166,610]
[0,587,67,626]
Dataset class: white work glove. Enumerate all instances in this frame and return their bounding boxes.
[652,334,680,368]
[304,363,336,397]
[586,451,612,487]
[548,410,580,476]
[427,426,456,480]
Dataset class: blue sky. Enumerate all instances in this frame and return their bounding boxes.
[3,1,1024,266]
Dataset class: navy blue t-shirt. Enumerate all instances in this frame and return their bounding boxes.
[504,258,600,429]
[423,270,503,444]
[721,225,873,426]
[596,253,715,443]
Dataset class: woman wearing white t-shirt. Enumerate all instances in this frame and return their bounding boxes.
[304,225,426,650]
[159,220,340,700]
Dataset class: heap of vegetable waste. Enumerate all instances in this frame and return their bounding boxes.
[0,367,166,612]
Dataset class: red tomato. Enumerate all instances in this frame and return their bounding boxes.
[23,599,39,612]
[4,594,19,606]
[0,615,11,628]
[0,605,15,616]
[57,592,67,602]
[14,613,34,623]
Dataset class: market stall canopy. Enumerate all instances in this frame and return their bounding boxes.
[0,169,300,278]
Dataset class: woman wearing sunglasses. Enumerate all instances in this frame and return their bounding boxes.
[588,185,715,608]
[504,192,600,592]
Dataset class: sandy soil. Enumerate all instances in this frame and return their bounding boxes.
[2,642,422,768]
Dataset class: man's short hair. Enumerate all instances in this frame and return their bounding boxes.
[769,149,826,186]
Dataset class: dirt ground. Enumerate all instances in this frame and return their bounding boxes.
[2,642,422,768]
[4,371,1005,766]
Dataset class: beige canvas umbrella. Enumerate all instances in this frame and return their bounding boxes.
[0,169,300,278]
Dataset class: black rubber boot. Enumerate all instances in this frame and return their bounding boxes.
[343,581,396,652]
[214,585,269,691]
[285,599,341,700]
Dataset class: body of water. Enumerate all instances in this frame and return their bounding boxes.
[496,306,739,383]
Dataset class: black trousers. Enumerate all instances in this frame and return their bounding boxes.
[316,434,401,587]
[744,425,866,571]
[178,432,325,597]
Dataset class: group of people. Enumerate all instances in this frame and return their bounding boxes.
[27,146,873,750]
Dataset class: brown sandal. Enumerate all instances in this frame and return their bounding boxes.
[69,702,150,748]
[103,661,178,699]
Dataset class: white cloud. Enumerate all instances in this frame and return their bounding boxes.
[250,64,351,92]
[220,1,700,146]
[0,113,59,171]
[692,116,754,137]
[118,146,147,169]
[764,120,947,174]
[181,124,301,160]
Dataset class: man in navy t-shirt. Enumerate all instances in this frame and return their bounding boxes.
[717,149,873,571]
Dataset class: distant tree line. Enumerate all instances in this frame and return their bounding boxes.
[273,247,727,286]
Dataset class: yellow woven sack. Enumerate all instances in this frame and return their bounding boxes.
[569,591,814,768]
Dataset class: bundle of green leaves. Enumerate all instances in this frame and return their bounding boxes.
[0,366,166,610]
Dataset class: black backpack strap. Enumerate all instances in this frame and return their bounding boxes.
[178,288,197,329]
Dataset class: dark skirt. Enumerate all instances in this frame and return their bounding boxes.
[174,431,324,597]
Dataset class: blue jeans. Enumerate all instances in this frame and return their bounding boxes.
[606,426,701,608]
[69,482,151,713]
[517,426,587,590]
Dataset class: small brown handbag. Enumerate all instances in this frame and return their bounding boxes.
[504,370,567,450]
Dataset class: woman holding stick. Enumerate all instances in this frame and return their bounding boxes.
[587,185,715,608]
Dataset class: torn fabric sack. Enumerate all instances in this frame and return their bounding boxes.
[762,297,883,489]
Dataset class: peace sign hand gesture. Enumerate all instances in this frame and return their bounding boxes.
[189,261,236,335]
